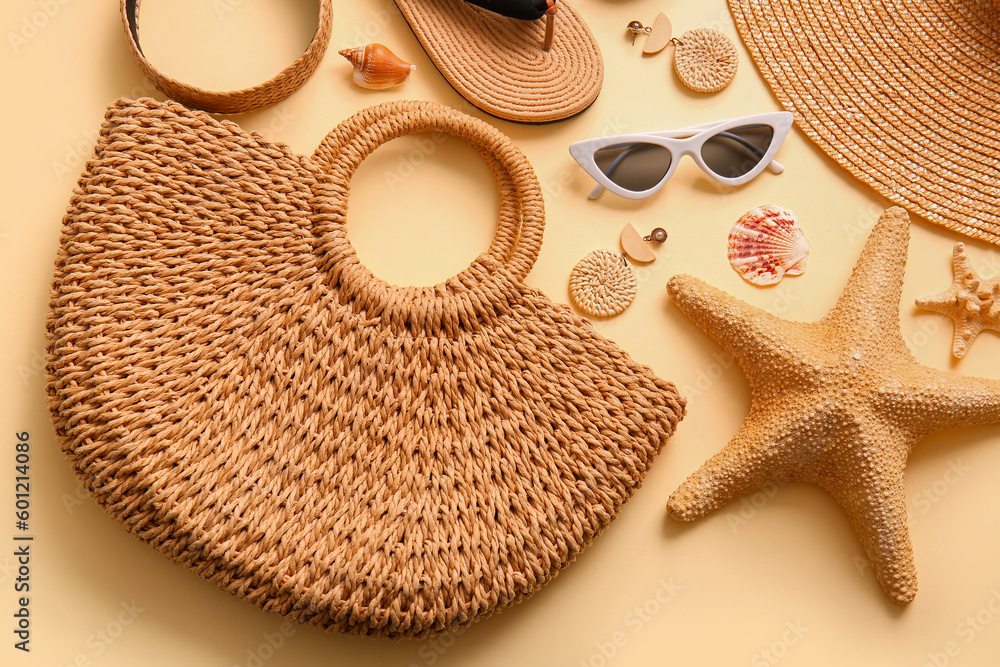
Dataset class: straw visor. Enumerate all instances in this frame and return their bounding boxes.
[729,0,1000,244]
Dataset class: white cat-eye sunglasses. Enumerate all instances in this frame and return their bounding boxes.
[569,111,794,200]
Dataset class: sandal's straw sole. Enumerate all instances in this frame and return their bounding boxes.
[394,0,603,123]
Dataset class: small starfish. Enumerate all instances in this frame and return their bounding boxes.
[666,207,1000,603]
[915,243,1000,359]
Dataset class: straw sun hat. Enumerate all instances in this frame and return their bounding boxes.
[728,0,999,244]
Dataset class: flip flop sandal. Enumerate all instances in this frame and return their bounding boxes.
[394,0,603,123]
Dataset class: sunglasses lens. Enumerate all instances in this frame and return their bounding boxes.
[700,124,774,178]
[594,143,673,192]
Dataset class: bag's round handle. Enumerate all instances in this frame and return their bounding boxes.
[310,100,544,284]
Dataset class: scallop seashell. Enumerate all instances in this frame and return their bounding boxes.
[728,204,809,286]
[339,43,415,90]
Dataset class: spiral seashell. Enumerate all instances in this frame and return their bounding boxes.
[674,29,738,93]
[339,43,415,90]
[728,205,809,286]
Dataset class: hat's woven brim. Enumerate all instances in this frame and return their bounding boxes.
[729,0,1000,244]
[395,0,603,123]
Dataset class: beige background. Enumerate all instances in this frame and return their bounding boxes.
[3,0,1000,665]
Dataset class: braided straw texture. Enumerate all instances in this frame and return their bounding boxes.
[673,29,738,93]
[121,0,333,115]
[569,250,638,317]
[394,0,603,123]
[729,0,1000,244]
[45,98,685,638]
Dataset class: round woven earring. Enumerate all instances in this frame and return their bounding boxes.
[672,29,738,93]
[570,250,638,317]
[569,225,668,317]
[627,14,738,93]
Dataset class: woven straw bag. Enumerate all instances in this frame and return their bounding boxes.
[46,98,685,637]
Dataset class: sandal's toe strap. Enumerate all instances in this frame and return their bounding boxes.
[465,0,553,21]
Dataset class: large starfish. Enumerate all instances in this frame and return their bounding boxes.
[915,242,1000,359]
[666,207,1000,603]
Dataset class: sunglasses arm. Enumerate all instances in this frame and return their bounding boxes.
[588,183,606,199]
[768,158,785,174]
